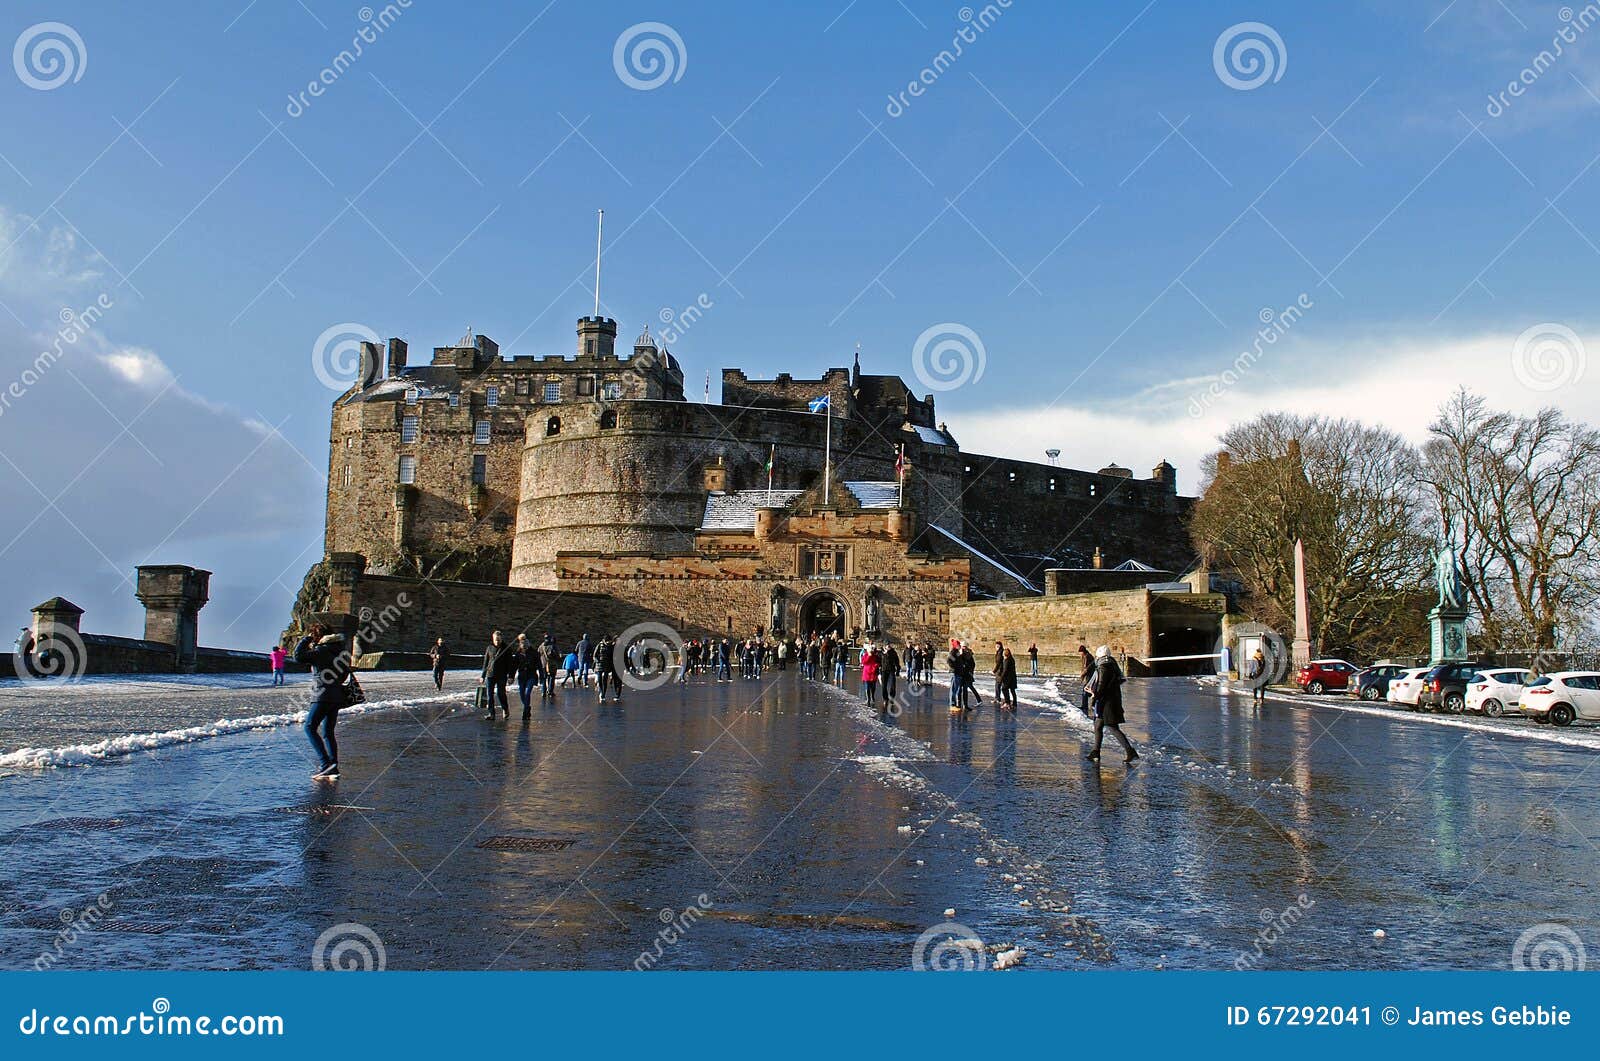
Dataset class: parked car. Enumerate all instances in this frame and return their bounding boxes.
[1386,667,1433,707]
[1417,661,1485,713]
[1463,668,1531,717]
[1350,664,1411,701]
[1297,659,1358,694]
[1518,672,1600,726]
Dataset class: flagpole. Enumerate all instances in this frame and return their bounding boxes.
[897,443,905,508]
[594,209,603,318]
[767,443,775,505]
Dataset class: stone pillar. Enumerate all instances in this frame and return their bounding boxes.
[754,505,781,540]
[1291,538,1312,670]
[887,507,913,543]
[135,565,210,670]
[324,553,367,617]
[394,485,416,550]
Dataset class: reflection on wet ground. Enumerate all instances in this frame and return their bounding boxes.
[1,673,1594,969]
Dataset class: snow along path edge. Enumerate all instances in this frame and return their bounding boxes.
[0,692,472,771]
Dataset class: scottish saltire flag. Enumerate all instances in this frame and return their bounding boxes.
[807,394,830,413]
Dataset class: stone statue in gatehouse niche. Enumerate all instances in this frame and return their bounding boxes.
[863,587,881,635]
[770,587,786,635]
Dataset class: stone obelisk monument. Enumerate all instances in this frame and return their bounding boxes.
[1292,538,1312,670]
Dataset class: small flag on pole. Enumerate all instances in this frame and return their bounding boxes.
[807,394,830,413]
[894,444,907,479]
[766,444,776,503]
[704,370,710,403]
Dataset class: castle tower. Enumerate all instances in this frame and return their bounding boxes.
[135,565,210,670]
[577,316,618,359]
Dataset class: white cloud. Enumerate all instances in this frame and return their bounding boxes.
[955,328,1598,495]
[98,346,174,388]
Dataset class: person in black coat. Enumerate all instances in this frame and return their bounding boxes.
[513,632,545,718]
[482,630,513,719]
[1085,646,1138,763]
[1078,644,1096,716]
[881,643,900,703]
[1000,649,1018,709]
[292,623,353,778]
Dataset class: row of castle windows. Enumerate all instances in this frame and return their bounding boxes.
[400,415,493,444]
[963,463,1113,498]
[403,379,622,406]
[395,454,489,486]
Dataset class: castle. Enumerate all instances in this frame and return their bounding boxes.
[319,313,1198,657]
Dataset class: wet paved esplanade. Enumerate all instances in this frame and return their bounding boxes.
[1,670,1596,970]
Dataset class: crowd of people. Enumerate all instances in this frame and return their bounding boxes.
[281,623,1138,779]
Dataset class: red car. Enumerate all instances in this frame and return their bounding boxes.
[1296,659,1358,694]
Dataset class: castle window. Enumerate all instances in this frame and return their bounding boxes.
[342,463,352,488]
[600,380,622,401]
[449,393,460,409]
[401,415,418,443]
[1048,477,1058,491]
[486,386,499,407]
[398,456,416,484]
[515,378,529,396]
[1088,483,1099,498]
[474,420,491,444]
[544,382,561,403]
[801,547,848,578]
[1007,470,1018,484]
[577,376,595,397]
[471,454,487,485]
[599,409,618,430]
[963,464,973,474]
[585,339,595,355]
[546,415,561,436]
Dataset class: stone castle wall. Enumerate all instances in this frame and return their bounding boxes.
[509,400,966,589]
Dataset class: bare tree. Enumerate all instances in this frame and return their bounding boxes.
[1424,390,1600,653]
[1191,413,1433,660]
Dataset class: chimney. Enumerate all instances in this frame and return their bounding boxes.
[1092,547,1104,570]
[704,456,728,492]
[386,337,408,376]
[1216,450,1231,473]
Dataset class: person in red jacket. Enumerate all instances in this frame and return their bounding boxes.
[860,643,880,707]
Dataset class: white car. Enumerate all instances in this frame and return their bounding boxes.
[1386,667,1432,707]
[1464,668,1530,717]
[1518,671,1600,727]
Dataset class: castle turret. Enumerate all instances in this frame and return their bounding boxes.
[577,316,618,359]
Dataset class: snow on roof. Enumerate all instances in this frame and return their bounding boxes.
[910,424,955,446]
[1113,559,1164,572]
[926,524,1041,594]
[844,481,900,509]
[699,489,804,531]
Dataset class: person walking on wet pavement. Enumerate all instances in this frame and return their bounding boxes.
[482,630,513,719]
[1086,645,1138,764]
[428,636,448,691]
[999,648,1018,710]
[292,623,354,780]
[595,634,622,702]
[539,633,559,699]
[1078,644,1096,716]
[269,644,287,686]
[881,642,900,703]
[1244,647,1267,705]
[860,642,880,707]
[992,641,1007,701]
[960,641,982,708]
[514,633,543,718]
[1028,642,1039,677]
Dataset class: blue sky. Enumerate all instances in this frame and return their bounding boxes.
[3,0,1598,648]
